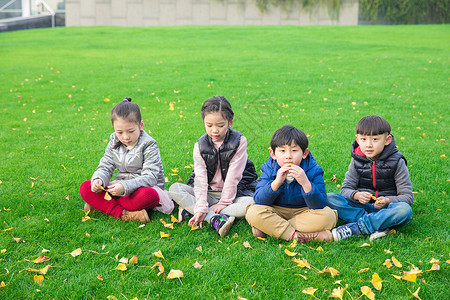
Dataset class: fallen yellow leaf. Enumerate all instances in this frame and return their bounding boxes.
[361,286,375,300]
[284,249,297,257]
[292,258,311,269]
[360,243,371,247]
[164,223,174,229]
[153,250,165,260]
[0,281,5,288]
[119,257,129,264]
[160,231,170,238]
[392,256,402,268]
[330,286,345,299]
[371,272,382,290]
[411,287,422,300]
[429,258,440,264]
[358,268,369,273]
[383,259,392,268]
[33,255,50,264]
[257,236,266,241]
[129,255,138,264]
[428,264,440,271]
[39,265,51,275]
[97,275,103,281]
[114,263,127,271]
[301,287,317,296]
[34,274,44,285]
[193,261,203,269]
[196,246,202,252]
[243,241,252,248]
[171,214,180,223]
[151,261,164,276]
[70,248,82,257]
[167,269,183,279]
[319,267,339,277]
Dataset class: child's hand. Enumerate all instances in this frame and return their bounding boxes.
[271,165,290,191]
[189,212,206,228]
[210,203,227,214]
[106,182,125,197]
[354,191,372,204]
[374,197,390,209]
[288,165,311,192]
[91,179,104,193]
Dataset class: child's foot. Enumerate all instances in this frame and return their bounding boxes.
[369,228,389,241]
[332,222,360,241]
[295,230,333,243]
[252,227,267,239]
[84,203,95,213]
[178,206,193,222]
[121,209,150,223]
[210,214,235,237]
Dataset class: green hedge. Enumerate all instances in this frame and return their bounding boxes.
[359,0,449,24]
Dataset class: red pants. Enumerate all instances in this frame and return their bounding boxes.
[79,180,160,218]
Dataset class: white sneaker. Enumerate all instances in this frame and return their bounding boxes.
[369,229,390,241]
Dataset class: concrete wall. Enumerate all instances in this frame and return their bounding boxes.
[66,0,359,27]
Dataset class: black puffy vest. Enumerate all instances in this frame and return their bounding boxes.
[187,129,258,196]
[352,136,406,198]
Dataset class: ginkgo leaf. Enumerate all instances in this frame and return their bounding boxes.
[97,275,103,281]
[167,269,183,279]
[361,286,375,300]
[392,256,402,267]
[257,236,266,241]
[315,246,324,252]
[193,261,203,269]
[34,274,44,285]
[243,241,252,248]
[429,258,440,264]
[106,296,118,300]
[284,249,297,257]
[104,192,112,200]
[0,281,5,288]
[383,259,392,268]
[288,239,298,248]
[233,233,239,238]
[301,287,317,296]
[392,274,402,280]
[292,258,311,269]
[330,286,345,299]
[33,255,50,264]
[129,255,138,264]
[119,257,128,264]
[160,231,170,238]
[371,272,382,290]
[319,267,340,277]
[70,248,82,257]
[402,266,422,282]
[360,243,371,247]
[411,287,422,300]
[1,249,6,254]
[164,223,174,229]
[39,265,51,275]
[114,263,127,271]
[196,246,202,252]
[151,261,164,276]
[171,215,180,223]
[153,250,164,260]
[428,264,440,271]
[358,268,369,273]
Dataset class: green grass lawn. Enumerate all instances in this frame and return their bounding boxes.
[0,25,449,299]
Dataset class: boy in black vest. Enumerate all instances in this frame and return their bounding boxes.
[327,115,413,241]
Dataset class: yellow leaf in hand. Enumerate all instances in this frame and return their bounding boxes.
[114,263,127,271]
[167,269,183,279]
[284,249,297,257]
[153,250,164,260]
[104,192,112,200]
[371,272,382,290]
[392,256,402,268]
[360,286,375,300]
[70,248,82,257]
[34,274,44,285]
[160,231,170,238]
[129,255,138,264]
[301,287,317,296]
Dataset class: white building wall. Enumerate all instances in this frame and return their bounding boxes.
[66,0,359,27]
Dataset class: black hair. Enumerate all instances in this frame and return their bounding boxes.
[201,95,234,122]
[356,115,391,135]
[270,125,308,152]
[111,97,142,125]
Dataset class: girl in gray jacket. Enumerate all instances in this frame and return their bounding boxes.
[80,98,173,222]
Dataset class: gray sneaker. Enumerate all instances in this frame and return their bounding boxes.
[210,214,235,237]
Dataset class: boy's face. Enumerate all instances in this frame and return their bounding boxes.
[355,133,392,160]
[270,141,309,167]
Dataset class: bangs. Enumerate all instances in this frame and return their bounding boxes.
[356,115,391,135]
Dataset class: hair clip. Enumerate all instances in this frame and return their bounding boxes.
[123,98,129,102]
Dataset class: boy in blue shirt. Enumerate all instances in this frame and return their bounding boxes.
[327,115,413,241]
[245,125,337,243]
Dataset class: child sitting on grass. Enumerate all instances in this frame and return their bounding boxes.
[245,125,337,243]
[169,96,258,237]
[327,115,413,241]
[80,98,173,223]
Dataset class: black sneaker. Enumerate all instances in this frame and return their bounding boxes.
[178,206,193,222]
[332,222,360,241]
[210,214,235,237]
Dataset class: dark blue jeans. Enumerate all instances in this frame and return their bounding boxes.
[326,193,412,235]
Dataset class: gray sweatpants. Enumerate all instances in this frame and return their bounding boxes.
[169,182,254,223]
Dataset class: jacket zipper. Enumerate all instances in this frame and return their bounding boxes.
[372,161,378,198]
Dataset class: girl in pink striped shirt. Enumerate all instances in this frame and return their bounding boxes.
[169,96,258,236]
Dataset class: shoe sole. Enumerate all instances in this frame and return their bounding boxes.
[369,229,389,241]
[177,206,184,222]
[218,216,235,237]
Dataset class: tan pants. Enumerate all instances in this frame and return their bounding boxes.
[245,204,337,241]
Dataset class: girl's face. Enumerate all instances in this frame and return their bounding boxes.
[113,117,144,147]
[203,112,232,141]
